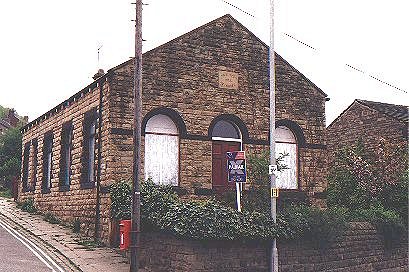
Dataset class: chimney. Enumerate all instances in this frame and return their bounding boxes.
[7,109,19,127]
[93,69,105,80]
[8,108,15,119]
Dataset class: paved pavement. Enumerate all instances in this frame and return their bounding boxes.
[0,197,131,272]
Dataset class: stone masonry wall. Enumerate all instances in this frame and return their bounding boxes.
[327,101,408,160]
[138,222,407,272]
[19,79,111,239]
[107,14,328,194]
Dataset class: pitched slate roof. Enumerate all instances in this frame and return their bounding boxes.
[356,99,408,123]
[0,119,11,129]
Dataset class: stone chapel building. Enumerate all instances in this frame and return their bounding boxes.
[19,14,328,242]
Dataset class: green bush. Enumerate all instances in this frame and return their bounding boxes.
[381,170,408,226]
[72,218,81,233]
[212,190,237,210]
[110,180,132,220]
[0,126,22,189]
[0,187,12,198]
[141,180,279,241]
[242,150,290,215]
[327,140,408,223]
[44,212,61,224]
[20,198,37,213]
[111,180,347,246]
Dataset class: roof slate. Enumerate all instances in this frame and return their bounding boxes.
[0,119,11,129]
[356,99,408,123]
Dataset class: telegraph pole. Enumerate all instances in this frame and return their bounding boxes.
[269,0,278,272]
[130,0,142,271]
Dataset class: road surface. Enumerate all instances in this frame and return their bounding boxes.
[0,217,65,272]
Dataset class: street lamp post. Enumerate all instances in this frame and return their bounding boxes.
[269,0,278,272]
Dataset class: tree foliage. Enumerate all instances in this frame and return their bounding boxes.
[110,180,132,220]
[0,105,7,119]
[328,139,408,224]
[242,150,291,214]
[0,126,22,188]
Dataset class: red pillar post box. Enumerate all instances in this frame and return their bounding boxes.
[119,220,131,250]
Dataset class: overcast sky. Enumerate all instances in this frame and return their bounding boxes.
[0,0,407,125]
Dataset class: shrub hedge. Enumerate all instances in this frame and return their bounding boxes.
[111,180,347,246]
[19,197,37,213]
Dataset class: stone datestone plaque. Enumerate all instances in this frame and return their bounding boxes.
[219,71,238,90]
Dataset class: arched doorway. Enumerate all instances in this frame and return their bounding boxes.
[211,120,242,191]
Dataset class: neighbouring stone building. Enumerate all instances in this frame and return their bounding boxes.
[19,14,328,243]
[327,99,408,158]
[0,108,23,135]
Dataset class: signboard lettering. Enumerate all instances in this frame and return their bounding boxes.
[226,151,246,183]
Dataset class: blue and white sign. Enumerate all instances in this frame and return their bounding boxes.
[226,151,246,183]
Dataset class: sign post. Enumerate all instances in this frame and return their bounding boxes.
[227,151,246,212]
[269,0,279,271]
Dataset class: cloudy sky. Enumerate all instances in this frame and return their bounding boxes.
[0,0,407,125]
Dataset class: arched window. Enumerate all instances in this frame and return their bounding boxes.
[211,120,241,142]
[275,126,298,189]
[144,114,179,185]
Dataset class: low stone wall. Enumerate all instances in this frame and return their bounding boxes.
[135,222,407,272]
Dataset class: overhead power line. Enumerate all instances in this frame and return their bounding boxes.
[368,75,407,93]
[283,33,316,51]
[219,0,407,94]
[343,65,407,93]
[220,0,255,18]
[282,34,407,94]
[345,64,364,74]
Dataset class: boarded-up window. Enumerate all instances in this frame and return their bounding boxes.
[275,126,298,189]
[144,114,179,186]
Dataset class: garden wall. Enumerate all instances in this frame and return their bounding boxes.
[136,222,407,272]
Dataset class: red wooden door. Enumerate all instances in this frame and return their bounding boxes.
[212,141,241,192]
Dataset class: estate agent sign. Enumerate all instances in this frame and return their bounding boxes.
[226,151,246,183]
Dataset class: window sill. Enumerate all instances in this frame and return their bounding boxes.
[59,185,70,192]
[80,182,95,190]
